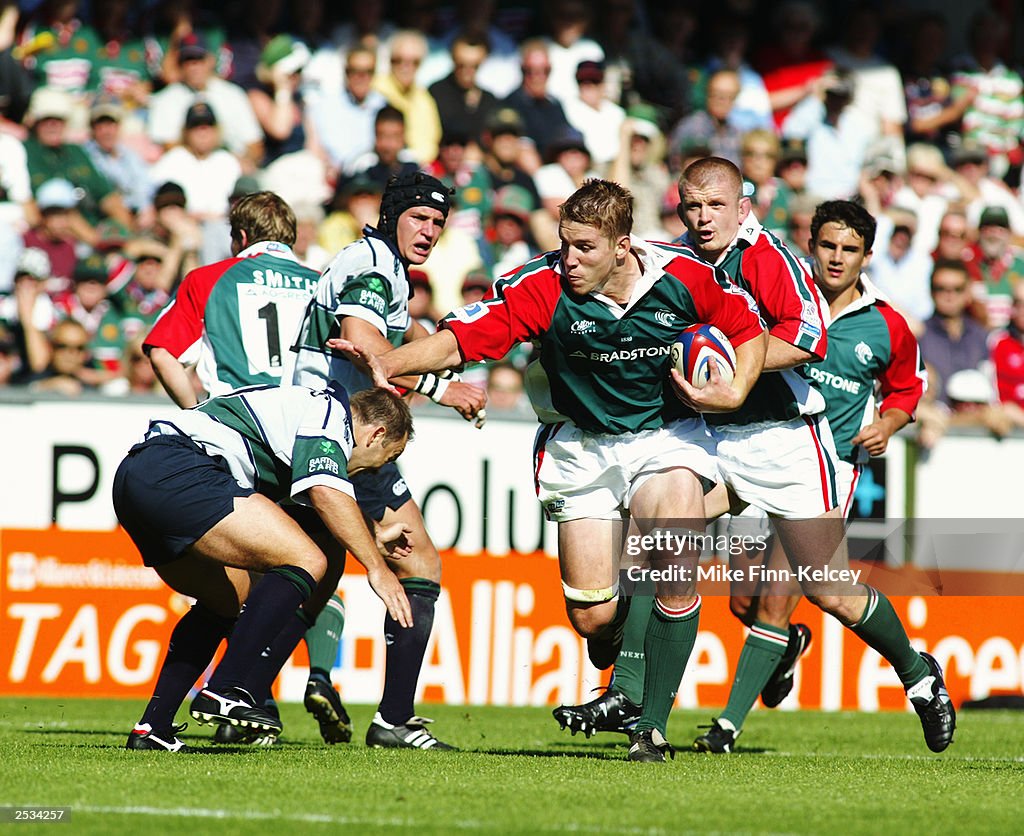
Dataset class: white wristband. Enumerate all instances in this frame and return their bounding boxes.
[414,373,451,402]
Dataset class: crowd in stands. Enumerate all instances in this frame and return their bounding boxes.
[0,0,1022,445]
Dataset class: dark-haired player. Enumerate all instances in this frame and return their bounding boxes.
[290,170,486,750]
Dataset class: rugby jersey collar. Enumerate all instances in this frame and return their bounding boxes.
[363,225,407,267]
[680,212,762,269]
[822,272,889,326]
[565,235,662,316]
[237,241,299,261]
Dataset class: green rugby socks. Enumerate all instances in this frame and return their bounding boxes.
[719,621,788,730]
[635,597,701,736]
[850,587,930,687]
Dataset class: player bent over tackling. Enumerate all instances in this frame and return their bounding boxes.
[116,385,414,752]
[333,178,768,762]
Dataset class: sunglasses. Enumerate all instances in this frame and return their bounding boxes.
[53,342,88,351]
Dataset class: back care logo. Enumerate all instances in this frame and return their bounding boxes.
[855,341,873,364]
[392,478,408,495]
[6,552,162,591]
[570,319,596,334]
[654,310,677,327]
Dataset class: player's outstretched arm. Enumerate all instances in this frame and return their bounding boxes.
[672,329,767,413]
[307,485,413,627]
[329,329,465,384]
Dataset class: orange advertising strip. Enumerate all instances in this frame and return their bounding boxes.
[2,528,1022,709]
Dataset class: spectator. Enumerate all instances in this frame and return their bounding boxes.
[889,143,955,256]
[534,127,594,228]
[83,98,151,216]
[753,1,833,130]
[796,74,872,201]
[0,4,34,125]
[902,13,975,153]
[858,148,904,218]
[0,322,21,386]
[776,138,809,197]
[320,173,382,255]
[951,10,1024,184]
[373,30,442,166]
[144,1,232,89]
[425,131,491,244]
[18,0,95,111]
[144,181,202,285]
[607,105,670,240]
[0,120,32,224]
[344,105,419,188]
[563,60,624,169]
[669,69,743,168]
[292,202,330,271]
[780,192,818,259]
[222,0,282,93]
[147,32,263,171]
[540,0,603,107]
[29,317,102,395]
[501,39,572,169]
[965,206,1024,331]
[309,45,385,175]
[868,210,934,334]
[825,5,907,161]
[698,15,772,134]
[594,0,690,124]
[992,282,1024,420]
[0,247,57,377]
[436,0,521,99]
[919,260,991,406]
[931,210,976,269]
[487,185,534,278]
[248,35,317,167]
[148,102,241,221]
[100,334,161,395]
[428,33,498,152]
[54,252,112,336]
[739,129,791,234]
[89,0,152,109]
[407,268,441,331]
[486,360,529,415]
[23,178,80,289]
[951,141,1024,236]
[24,87,134,240]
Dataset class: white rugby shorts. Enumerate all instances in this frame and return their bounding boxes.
[712,414,841,518]
[532,418,717,522]
[835,459,863,521]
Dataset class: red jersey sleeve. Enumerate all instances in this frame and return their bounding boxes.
[743,240,827,360]
[440,264,562,362]
[876,303,927,419]
[144,260,238,359]
[675,260,765,347]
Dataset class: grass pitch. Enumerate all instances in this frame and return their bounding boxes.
[0,698,1021,834]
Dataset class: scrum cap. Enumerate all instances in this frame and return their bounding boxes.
[378,170,452,242]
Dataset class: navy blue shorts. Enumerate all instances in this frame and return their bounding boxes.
[352,461,412,522]
[112,434,255,567]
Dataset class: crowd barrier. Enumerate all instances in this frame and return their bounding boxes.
[1,394,1021,709]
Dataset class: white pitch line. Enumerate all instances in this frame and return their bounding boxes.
[766,751,1024,763]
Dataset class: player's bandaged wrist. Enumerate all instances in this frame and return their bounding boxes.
[413,369,462,403]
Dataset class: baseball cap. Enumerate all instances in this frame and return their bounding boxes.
[979,206,1010,229]
[153,181,187,210]
[952,141,988,167]
[230,175,261,200]
[259,35,310,76]
[626,103,661,141]
[184,101,217,128]
[74,253,109,284]
[179,32,209,62]
[462,269,492,292]
[492,185,533,222]
[36,178,82,211]
[27,87,73,122]
[408,269,431,290]
[546,127,589,160]
[778,138,808,165]
[89,96,124,124]
[341,173,384,198]
[16,247,51,279]
[575,60,605,84]
[486,107,525,137]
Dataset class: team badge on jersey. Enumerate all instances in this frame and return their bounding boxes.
[855,341,873,365]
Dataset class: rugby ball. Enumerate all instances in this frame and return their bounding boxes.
[671,324,736,388]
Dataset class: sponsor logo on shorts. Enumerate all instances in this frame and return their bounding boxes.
[570,319,596,334]
[392,478,408,495]
[543,498,565,519]
[654,310,677,328]
[309,457,340,474]
[855,341,873,365]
